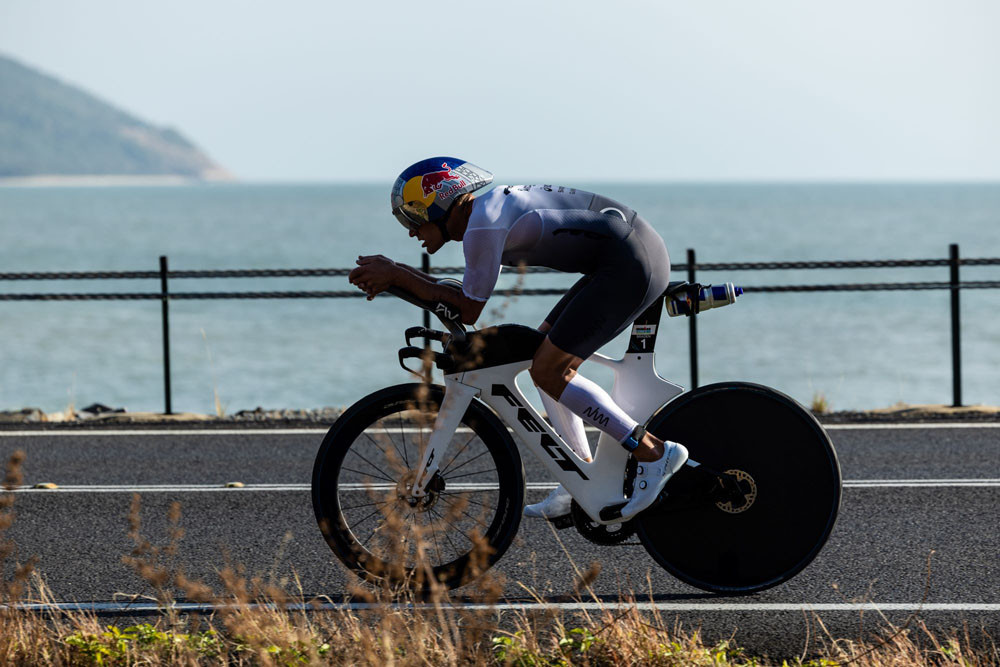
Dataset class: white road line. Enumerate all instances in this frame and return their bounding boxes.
[8,479,1000,493]
[824,423,1000,430]
[2,422,1000,437]
[4,600,999,614]
[0,428,331,437]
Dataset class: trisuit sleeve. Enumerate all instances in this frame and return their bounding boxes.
[461,228,506,302]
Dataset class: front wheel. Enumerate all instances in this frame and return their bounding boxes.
[312,383,524,591]
[637,382,842,594]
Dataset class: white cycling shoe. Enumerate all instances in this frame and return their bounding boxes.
[620,441,689,520]
[524,485,572,520]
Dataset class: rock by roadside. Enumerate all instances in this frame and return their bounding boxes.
[2,402,999,430]
[0,406,344,429]
[818,403,1000,423]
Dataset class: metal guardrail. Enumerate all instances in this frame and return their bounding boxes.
[3,244,998,413]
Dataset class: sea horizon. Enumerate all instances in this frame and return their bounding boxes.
[2,181,998,415]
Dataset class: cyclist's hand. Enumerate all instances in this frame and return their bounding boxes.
[349,255,397,300]
[355,254,395,266]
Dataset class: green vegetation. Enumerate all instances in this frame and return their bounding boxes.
[2,450,997,665]
[0,53,226,179]
[811,392,830,415]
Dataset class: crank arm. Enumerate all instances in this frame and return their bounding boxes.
[667,459,747,506]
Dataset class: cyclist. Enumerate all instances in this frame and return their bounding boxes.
[348,157,688,522]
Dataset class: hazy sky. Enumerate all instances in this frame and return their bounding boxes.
[2,0,998,182]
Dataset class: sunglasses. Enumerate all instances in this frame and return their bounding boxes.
[392,203,428,232]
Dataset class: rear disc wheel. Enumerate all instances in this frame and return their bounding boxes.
[637,382,841,594]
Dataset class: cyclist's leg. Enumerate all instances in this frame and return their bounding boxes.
[533,332,687,519]
[524,278,597,520]
[531,217,673,463]
[540,275,592,333]
[535,276,593,462]
[531,339,655,453]
[537,390,591,460]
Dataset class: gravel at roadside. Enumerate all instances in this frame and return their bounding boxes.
[2,402,999,430]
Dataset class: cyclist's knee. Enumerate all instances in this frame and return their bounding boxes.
[529,363,569,398]
[530,338,581,398]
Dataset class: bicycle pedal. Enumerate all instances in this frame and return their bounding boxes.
[549,514,574,530]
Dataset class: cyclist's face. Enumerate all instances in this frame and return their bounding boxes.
[409,223,444,254]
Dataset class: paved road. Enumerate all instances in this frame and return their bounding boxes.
[1,424,998,657]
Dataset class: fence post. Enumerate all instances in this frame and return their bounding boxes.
[687,248,698,389]
[949,243,962,407]
[159,256,172,415]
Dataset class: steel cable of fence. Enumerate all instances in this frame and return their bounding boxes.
[427,257,1000,275]
[2,244,997,411]
[4,258,1000,282]
[5,282,1000,301]
[0,268,354,280]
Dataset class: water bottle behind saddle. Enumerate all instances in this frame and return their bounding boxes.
[666,283,743,317]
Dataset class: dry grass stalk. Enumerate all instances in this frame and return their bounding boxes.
[1,282,998,663]
[1,451,37,605]
[0,465,997,664]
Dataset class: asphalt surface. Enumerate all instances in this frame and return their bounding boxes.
[1,424,998,657]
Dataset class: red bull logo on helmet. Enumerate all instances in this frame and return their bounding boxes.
[421,162,468,200]
[420,163,466,196]
[403,162,467,210]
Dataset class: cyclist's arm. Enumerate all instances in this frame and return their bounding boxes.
[393,261,433,283]
[351,254,483,322]
[390,267,486,325]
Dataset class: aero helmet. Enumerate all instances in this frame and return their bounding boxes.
[390,157,493,240]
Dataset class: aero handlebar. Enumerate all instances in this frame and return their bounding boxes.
[386,286,467,342]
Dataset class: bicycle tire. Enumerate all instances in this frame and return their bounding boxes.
[312,383,524,591]
[636,382,841,594]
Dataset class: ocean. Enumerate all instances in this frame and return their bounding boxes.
[1,182,998,415]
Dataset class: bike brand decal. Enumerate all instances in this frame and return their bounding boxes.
[490,384,589,480]
[517,408,542,433]
[435,302,459,321]
[632,324,656,337]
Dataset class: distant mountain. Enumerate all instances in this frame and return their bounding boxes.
[0,54,230,181]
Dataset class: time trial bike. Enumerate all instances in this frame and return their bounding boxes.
[312,281,842,594]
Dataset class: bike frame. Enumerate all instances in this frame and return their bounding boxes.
[408,301,688,525]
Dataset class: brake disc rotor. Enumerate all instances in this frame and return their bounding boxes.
[396,471,444,513]
[715,469,757,514]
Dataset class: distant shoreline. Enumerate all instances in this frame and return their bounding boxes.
[0,173,234,187]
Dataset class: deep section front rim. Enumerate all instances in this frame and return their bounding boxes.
[311,383,524,590]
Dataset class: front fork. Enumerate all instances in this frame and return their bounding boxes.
[407,378,478,498]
